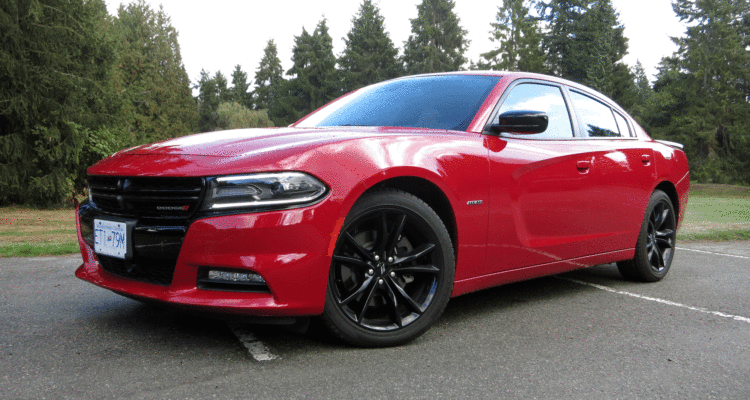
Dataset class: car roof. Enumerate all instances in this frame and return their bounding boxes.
[397,71,617,110]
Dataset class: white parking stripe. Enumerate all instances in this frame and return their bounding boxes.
[228,324,279,361]
[560,277,750,324]
[676,247,750,260]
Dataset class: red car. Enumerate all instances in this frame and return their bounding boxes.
[76,72,690,347]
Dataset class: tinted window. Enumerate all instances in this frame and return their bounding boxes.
[614,112,631,137]
[297,75,501,131]
[497,83,573,139]
[569,91,620,137]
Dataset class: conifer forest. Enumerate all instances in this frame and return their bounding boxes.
[2,0,749,206]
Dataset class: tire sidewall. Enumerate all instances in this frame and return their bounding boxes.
[633,190,676,281]
[322,190,455,347]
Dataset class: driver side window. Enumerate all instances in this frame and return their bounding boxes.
[498,83,574,139]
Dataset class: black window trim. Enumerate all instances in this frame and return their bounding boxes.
[482,78,584,140]
[564,87,639,141]
[612,109,634,138]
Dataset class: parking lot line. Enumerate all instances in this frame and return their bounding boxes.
[560,277,750,325]
[676,247,750,260]
[228,323,279,361]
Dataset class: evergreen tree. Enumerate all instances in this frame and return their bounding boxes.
[278,19,340,125]
[0,0,119,205]
[113,1,197,144]
[537,0,634,106]
[253,39,284,112]
[402,0,469,74]
[274,28,315,126]
[536,0,586,77]
[268,80,299,127]
[537,0,627,81]
[739,11,750,98]
[585,39,615,96]
[339,0,403,92]
[213,71,230,104]
[581,0,630,101]
[644,0,750,184]
[628,60,653,120]
[479,0,545,72]
[196,69,220,132]
[230,65,252,109]
[194,69,235,131]
[632,61,652,102]
[308,19,340,107]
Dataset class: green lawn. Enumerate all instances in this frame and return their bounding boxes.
[0,206,78,257]
[1,184,748,257]
[678,184,750,241]
[0,242,81,257]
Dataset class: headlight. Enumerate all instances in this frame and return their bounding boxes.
[201,172,328,211]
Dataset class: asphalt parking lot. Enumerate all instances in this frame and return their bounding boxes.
[2,242,749,399]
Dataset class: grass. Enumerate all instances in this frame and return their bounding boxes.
[679,229,750,242]
[677,183,750,242]
[0,242,81,257]
[0,183,748,257]
[0,206,79,257]
[688,183,750,197]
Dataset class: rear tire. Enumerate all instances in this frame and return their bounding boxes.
[617,190,677,282]
[321,189,455,347]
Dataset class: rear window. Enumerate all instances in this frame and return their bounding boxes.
[297,75,502,131]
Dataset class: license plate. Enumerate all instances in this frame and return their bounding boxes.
[94,219,129,259]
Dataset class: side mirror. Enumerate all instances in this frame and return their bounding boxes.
[490,110,549,134]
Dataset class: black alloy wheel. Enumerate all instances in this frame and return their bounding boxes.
[322,189,454,347]
[617,190,677,282]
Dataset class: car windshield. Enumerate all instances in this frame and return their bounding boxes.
[296,75,502,131]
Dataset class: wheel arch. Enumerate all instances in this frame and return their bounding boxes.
[364,176,458,257]
[654,180,680,220]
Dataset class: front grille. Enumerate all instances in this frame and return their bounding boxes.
[98,255,177,286]
[88,176,205,219]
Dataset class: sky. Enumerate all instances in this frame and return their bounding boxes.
[103,0,687,88]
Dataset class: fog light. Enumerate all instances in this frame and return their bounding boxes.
[207,269,266,284]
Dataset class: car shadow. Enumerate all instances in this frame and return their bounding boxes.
[245,263,631,351]
[77,263,629,355]
[78,296,241,352]
[440,263,625,325]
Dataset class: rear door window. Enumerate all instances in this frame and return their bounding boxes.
[613,111,632,137]
[569,91,621,137]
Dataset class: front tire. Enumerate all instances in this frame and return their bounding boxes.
[322,189,455,347]
[617,190,677,282]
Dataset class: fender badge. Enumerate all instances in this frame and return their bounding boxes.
[467,200,483,205]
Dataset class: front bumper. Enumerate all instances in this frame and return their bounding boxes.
[75,200,341,317]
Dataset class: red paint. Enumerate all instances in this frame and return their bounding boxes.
[76,72,690,317]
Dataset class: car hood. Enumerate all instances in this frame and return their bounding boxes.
[87,126,460,177]
[120,126,430,158]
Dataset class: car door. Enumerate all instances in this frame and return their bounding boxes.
[566,88,656,253]
[483,81,603,275]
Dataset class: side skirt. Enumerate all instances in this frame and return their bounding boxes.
[451,248,634,297]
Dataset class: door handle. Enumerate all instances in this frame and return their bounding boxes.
[576,160,591,170]
[642,154,651,164]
